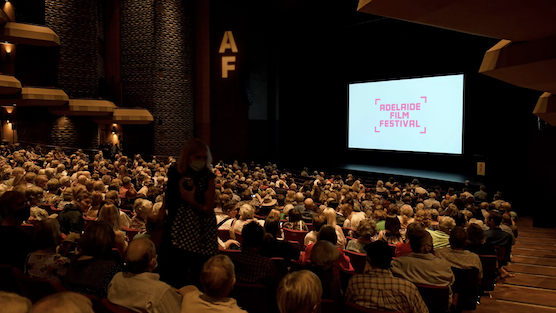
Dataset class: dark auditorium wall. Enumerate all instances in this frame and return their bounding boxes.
[121,0,195,157]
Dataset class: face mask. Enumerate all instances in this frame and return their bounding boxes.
[189,161,205,172]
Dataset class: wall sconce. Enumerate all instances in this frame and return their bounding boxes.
[6,113,11,124]
[112,124,116,134]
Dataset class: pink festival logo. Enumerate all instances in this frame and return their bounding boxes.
[374,96,428,134]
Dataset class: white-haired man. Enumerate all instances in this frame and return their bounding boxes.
[181,255,247,312]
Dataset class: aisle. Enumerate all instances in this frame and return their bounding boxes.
[468,217,556,313]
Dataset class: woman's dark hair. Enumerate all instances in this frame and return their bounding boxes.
[264,216,280,239]
[317,225,338,245]
[385,216,401,238]
[79,221,115,257]
[34,219,62,250]
[288,208,302,223]
[467,223,485,244]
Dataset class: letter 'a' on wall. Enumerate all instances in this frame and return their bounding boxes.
[219,31,238,78]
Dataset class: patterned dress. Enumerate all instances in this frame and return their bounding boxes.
[168,166,217,256]
[25,252,71,282]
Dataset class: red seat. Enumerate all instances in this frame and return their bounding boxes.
[121,226,140,241]
[343,227,357,237]
[414,284,450,313]
[217,229,231,241]
[271,257,287,277]
[234,231,243,244]
[101,298,137,313]
[12,267,56,303]
[451,267,479,311]
[479,254,498,292]
[283,228,308,247]
[344,249,367,274]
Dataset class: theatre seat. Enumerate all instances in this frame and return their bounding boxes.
[283,228,308,247]
[344,250,367,274]
[479,254,498,293]
[12,267,56,303]
[451,267,479,311]
[414,284,450,313]
[230,282,276,313]
[121,226,140,241]
[217,229,231,241]
[345,301,398,313]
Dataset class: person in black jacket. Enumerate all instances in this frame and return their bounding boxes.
[57,189,92,235]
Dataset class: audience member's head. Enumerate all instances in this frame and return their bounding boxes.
[288,208,302,223]
[242,221,265,249]
[0,191,29,223]
[409,229,433,254]
[467,223,485,244]
[124,238,157,273]
[0,291,32,313]
[310,241,339,270]
[357,218,377,238]
[317,225,338,245]
[31,292,94,313]
[79,221,115,257]
[364,240,393,269]
[264,216,280,239]
[312,214,326,232]
[449,226,467,249]
[200,255,236,298]
[34,219,62,250]
[487,211,503,227]
[277,270,322,313]
[239,203,255,220]
[98,203,121,231]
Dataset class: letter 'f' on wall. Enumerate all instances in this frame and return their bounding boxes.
[220,31,238,78]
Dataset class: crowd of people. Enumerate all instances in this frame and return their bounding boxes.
[0,140,518,313]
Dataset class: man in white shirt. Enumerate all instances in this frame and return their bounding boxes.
[107,238,182,313]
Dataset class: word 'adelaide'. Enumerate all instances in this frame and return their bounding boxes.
[379,103,421,111]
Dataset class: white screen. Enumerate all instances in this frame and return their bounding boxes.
[348,74,464,154]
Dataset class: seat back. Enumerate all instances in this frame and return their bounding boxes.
[451,267,479,311]
[345,301,398,313]
[234,231,243,244]
[479,255,498,292]
[343,250,367,274]
[495,246,508,265]
[230,282,274,313]
[12,267,56,303]
[0,264,20,294]
[101,298,137,313]
[283,228,308,244]
[320,299,335,313]
[339,268,356,294]
[121,226,140,241]
[217,229,231,241]
[271,257,287,277]
[415,284,450,313]
[19,223,34,237]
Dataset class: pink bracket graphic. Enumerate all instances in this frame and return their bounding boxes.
[420,127,427,134]
[375,98,380,105]
[375,127,380,133]
[421,96,427,103]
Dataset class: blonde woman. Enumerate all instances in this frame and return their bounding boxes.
[323,208,346,249]
[277,270,322,313]
[399,204,415,230]
[129,198,153,231]
[98,203,127,256]
[231,203,257,236]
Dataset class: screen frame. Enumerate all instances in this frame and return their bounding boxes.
[346,73,466,156]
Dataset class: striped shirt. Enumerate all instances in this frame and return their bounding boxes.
[345,268,429,313]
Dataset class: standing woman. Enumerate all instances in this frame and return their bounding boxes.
[157,139,217,288]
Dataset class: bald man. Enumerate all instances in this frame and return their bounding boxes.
[301,198,317,222]
[107,238,182,313]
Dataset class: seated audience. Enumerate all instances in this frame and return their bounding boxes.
[277,270,322,313]
[181,255,247,313]
[435,226,482,278]
[0,191,34,269]
[98,203,128,255]
[323,208,346,249]
[283,208,309,231]
[346,218,377,253]
[57,189,91,235]
[395,222,422,258]
[85,191,103,219]
[484,210,514,277]
[260,216,300,267]
[107,238,181,313]
[304,214,326,246]
[26,186,50,221]
[30,292,94,313]
[0,291,32,313]
[25,219,70,282]
[227,221,281,288]
[303,225,354,272]
[232,203,257,235]
[57,187,74,210]
[63,221,123,298]
[399,204,415,229]
[376,216,404,244]
[391,229,455,305]
[129,198,153,231]
[216,200,237,231]
[427,216,455,249]
[346,241,428,313]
